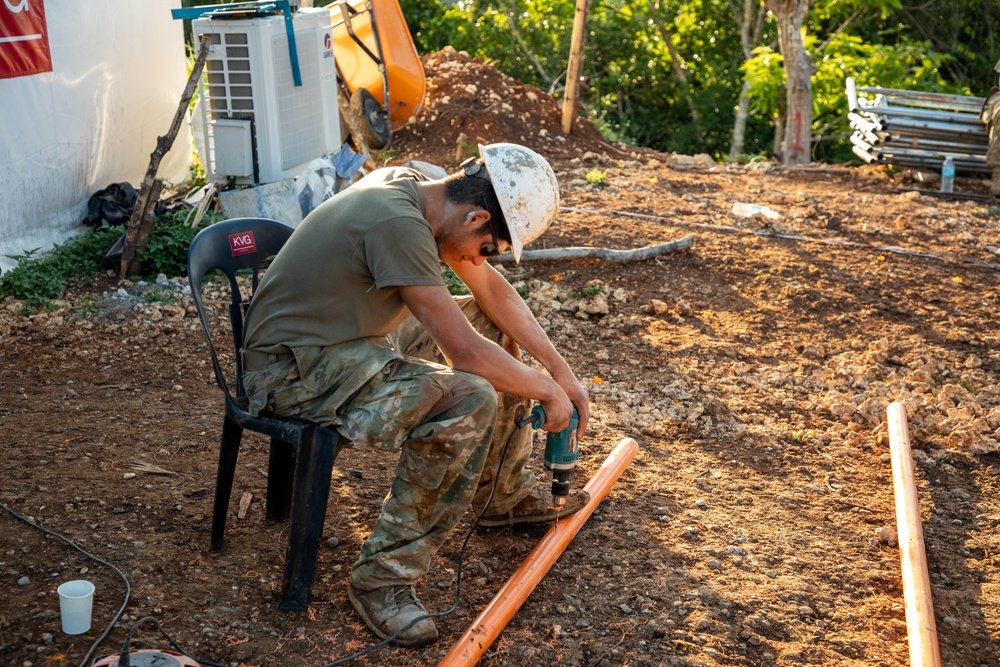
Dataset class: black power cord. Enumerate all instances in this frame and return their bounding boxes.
[2,412,535,667]
[0,501,131,667]
[316,409,533,666]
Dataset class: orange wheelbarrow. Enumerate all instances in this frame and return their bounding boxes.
[329,0,426,149]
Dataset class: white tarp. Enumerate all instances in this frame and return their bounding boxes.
[0,0,191,272]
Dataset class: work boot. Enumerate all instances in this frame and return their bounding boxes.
[348,583,438,647]
[477,486,590,528]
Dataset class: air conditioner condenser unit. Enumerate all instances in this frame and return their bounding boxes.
[193,8,342,185]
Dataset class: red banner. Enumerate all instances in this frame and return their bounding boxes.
[0,0,52,80]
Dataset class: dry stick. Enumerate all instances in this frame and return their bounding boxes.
[120,35,212,278]
[887,402,942,667]
[560,205,1000,270]
[496,234,694,263]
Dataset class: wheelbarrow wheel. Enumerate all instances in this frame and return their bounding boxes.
[350,88,392,150]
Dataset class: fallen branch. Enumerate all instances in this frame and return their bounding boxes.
[497,235,694,262]
[130,461,179,476]
[561,205,1000,270]
[120,34,211,277]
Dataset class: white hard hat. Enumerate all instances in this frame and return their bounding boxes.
[479,143,559,262]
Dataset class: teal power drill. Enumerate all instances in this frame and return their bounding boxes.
[527,405,580,505]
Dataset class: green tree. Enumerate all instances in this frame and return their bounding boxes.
[398,0,995,163]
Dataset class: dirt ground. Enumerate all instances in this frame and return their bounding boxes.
[3,49,1000,667]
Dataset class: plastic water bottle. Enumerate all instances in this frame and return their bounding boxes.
[940,156,955,193]
[732,202,780,220]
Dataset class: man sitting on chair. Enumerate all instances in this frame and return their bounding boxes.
[241,143,589,647]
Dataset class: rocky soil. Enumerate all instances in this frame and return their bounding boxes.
[2,48,1000,667]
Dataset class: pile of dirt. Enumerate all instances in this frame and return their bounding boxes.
[3,48,1000,667]
[390,47,648,169]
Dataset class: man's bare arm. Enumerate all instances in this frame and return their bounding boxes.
[398,283,574,428]
[448,260,589,436]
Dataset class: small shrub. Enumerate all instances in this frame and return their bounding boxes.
[1,224,121,313]
[585,169,607,185]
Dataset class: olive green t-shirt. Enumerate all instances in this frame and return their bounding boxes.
[243,168,444,353]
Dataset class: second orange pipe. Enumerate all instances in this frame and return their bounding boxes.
[438,436,640,667]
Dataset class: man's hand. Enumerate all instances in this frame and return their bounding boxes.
[450,260,590,440]
[398,284,568,406]
[554,370,589,440]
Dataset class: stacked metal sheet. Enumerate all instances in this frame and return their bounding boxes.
[846,77,990,174]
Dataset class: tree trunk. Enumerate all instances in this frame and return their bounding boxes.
[728,79,753,162]
[727,0,767,161]
[120,35,211,278]
[765,0,814,164]
[773,113,785,161]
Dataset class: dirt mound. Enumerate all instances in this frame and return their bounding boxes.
[389,47,643,169]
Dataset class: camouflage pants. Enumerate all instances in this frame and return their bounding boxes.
[243,296,535,589]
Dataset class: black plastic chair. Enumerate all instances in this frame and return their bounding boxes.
[187,217,343,610]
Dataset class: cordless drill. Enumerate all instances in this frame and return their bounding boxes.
[527,405,579,505]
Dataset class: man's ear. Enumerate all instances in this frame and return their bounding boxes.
[463,208,491,229]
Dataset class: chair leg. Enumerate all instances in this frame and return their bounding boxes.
[211,416,244,551]
[279,427,338,610]
[266,437,295,520]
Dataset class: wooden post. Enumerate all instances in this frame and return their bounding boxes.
[561,0,591,135]
[120,35,211,278]
[887,402,942,667]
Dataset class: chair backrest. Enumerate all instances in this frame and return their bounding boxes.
[187,217,294,399]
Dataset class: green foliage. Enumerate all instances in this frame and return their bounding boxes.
[0,206,219,314]
[584,169,607,185]
[143,287,179,306]
[0,225,122,313]
[377,147,397,164]
[441,266,469,296]
[399,0,995,163]
[143,225,202,278]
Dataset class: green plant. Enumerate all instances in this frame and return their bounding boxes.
[143,287,179,306]
[582,283,605,297]
[377,147,397,164]
[441,266,469,295]
[958,378,980,394]
[0,205,219,314]
[790,429,816,443]
[142,225,201,277]
[1,224,121,313]
[72,298,98,319]
[584,169,607,185]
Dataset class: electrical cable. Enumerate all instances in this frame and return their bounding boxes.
[2,411,535,667]
[95,616,228,667]
[315,409,534,666]
[0,500,131,667]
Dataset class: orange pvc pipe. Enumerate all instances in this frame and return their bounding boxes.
[438,436,639,667]
[887,402,942,667]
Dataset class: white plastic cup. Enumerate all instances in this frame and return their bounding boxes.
[57,580,95,635]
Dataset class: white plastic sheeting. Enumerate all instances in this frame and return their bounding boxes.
[0,0,191,272]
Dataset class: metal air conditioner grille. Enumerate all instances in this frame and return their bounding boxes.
[204,32,255,121]
[204,32,256,172]
[272,33,323,170]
